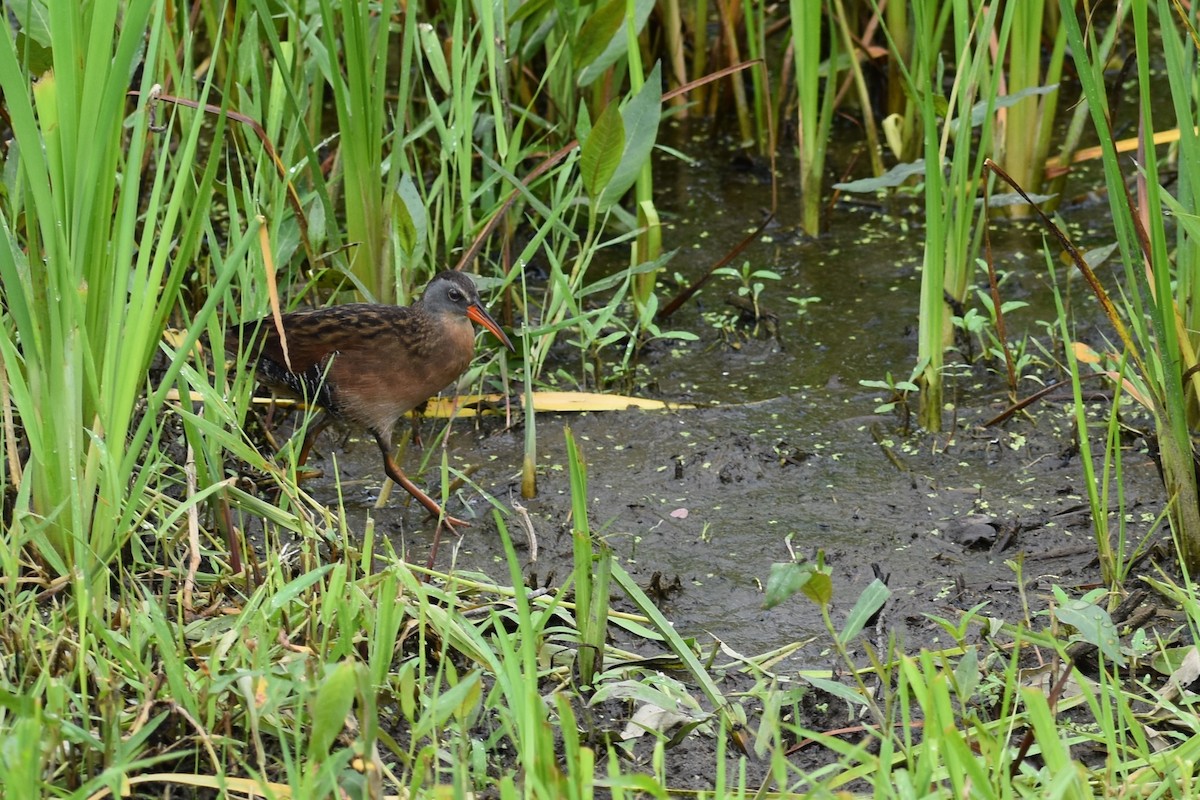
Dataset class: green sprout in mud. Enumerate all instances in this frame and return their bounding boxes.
[715,260,781,335]
[860,365,923,431]
[787,294,821,315]
[953,286,1042,380]
[569,289,698,391]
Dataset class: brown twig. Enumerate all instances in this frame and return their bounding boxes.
[128,88,317,269]
[656,213,775,321]
[981,177,1018,397]
[984,159,1151,402]
[981,371,1109,427]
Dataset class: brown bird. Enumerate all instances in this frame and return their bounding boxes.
[229,270,514,528]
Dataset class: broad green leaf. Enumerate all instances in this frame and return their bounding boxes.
[573,0,625,75]
[310,660,359,759]
[834,160,928,192]
[579,249,678,296]
[394,195,417,257]
[1052,587,1124,666]
[0,688,36,715]
[764,562,824,609]
[10,0,51,48]
[1150,645,1199,677]
[581,101,624,200]
[591,677,698,713]
[598,61,663,210]
[838,578,890,644]
[577,0,656,86]
[396,661,418,722]
[394,174,426,257]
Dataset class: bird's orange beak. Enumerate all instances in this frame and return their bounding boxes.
[467,304,515,351]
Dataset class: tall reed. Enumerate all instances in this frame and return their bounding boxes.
[790,0,838,236]
[0,2,221,594]
[317,0,396,302]
[904,0,1008,430]
[997,0,1066,212]
[1054,0,1200,571]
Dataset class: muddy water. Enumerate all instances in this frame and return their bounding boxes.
[308,141,1165,658]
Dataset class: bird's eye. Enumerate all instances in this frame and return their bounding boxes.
[448,288,463,302]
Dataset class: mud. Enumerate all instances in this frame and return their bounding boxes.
[278,135,1172,787]
[309,380,1168,659]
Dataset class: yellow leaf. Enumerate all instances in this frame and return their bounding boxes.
[1072,341,1101,364]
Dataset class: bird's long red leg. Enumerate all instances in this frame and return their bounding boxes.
[373,432,469,529]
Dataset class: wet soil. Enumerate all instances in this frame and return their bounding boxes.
[301,132,1167,660]
[298,362,1171,788]
[277,138,1174,787]
[308,378,1168,656]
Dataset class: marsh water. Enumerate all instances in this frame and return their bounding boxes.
[303,127,1167,659]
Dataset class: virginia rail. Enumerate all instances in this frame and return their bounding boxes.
[229,270,514,528]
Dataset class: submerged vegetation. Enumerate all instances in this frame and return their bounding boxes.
[3,0,1200,796]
